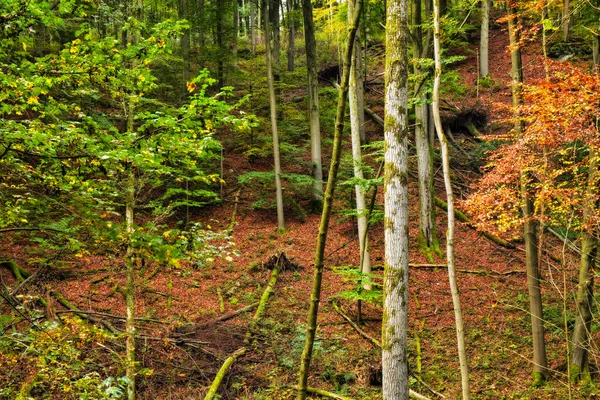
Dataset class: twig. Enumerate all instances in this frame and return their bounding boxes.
[331,300,381,348]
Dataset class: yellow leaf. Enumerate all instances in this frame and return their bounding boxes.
[186,82,197,93]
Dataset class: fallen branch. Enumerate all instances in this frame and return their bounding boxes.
[197,302,259,329]
[434,196,515,249]
[55,309,164,324]
[306,387,355,400]
[245,256,281,343]
[203,347,247,400]
[331,300,381,348]
[409,264,523,276]
[52,292,118,334]
[304,386,431,400]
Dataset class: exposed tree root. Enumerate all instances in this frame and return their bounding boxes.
[203,347,247,400]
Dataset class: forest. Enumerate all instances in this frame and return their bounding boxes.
[1,0,600,398]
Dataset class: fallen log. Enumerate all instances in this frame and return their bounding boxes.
[197,302,259,329]
[203,347,247,400]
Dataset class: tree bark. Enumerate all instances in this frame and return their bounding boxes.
[570,147,598,383]
[233,0,239,68]
[287,0,295,72]
[382,0,410,396]
[250,0,257,55]
[263,0,285,233]
[302,0,324,210]
[432,0,470,397]
[508,1,548,384]
[296,2,363,398]
[348,0,371,290]
[480,0,490,78]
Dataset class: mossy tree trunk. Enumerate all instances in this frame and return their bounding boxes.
[296,1,363,398]
[382,0,410,396]
[570,147,598,383]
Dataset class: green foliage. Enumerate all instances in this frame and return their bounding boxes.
[333,267,383,305]
[0,317,126,399]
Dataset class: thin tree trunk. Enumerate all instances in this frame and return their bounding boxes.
[348,0,371,290]
[302,0,323,210]
[263,0,285,233]
[250,0,257,55]
[382,0,410,396]
[179,0,191,94]
[570,147,598,383]
[125,107,137,400]
[563,0,570,41]
[296,2,363,398]
[480,0,489,77]
[433,0,470,397]
[233,0,239,68]
[508,1,548,384]
[216,0,225,89]
[287,0,295,72]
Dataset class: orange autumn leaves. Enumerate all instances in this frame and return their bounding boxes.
[464,61,600,237]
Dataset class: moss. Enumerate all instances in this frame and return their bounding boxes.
[531,371,546,388]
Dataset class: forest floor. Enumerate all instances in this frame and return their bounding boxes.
[2,14,600,400]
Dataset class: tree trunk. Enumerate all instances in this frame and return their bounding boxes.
[263,0,285,233]
[179,0,191,94]
[382,0,410,397]
[287,0,295,72]
[508,1,548,385]
[413,0,439,261]
[125,165,136,400]
[302,0,324,210]
[233,0,239,68]
[563,0,570,41]
[250,0,257,55]
[348,0,371,289]
[570,147,598,383]
[432,0,470,397]
[480,0,489,78]
[296,2,363,398]
[216,0,225,89]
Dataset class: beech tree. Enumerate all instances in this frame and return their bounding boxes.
[382,0,410,397]
[301,0,324,209]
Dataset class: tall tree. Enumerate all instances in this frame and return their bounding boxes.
[412,0,440,261]
[480,0,490,78]
[302,0,324,210]
[508,0,548,384]
[287,0,295,71]
[348,0,371,293]
[296,1,363,397]
[250,0,257,55]
[382,0,410,397]
[432,0,470,396]
[263,0,285,232]
[570,147,598,383]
